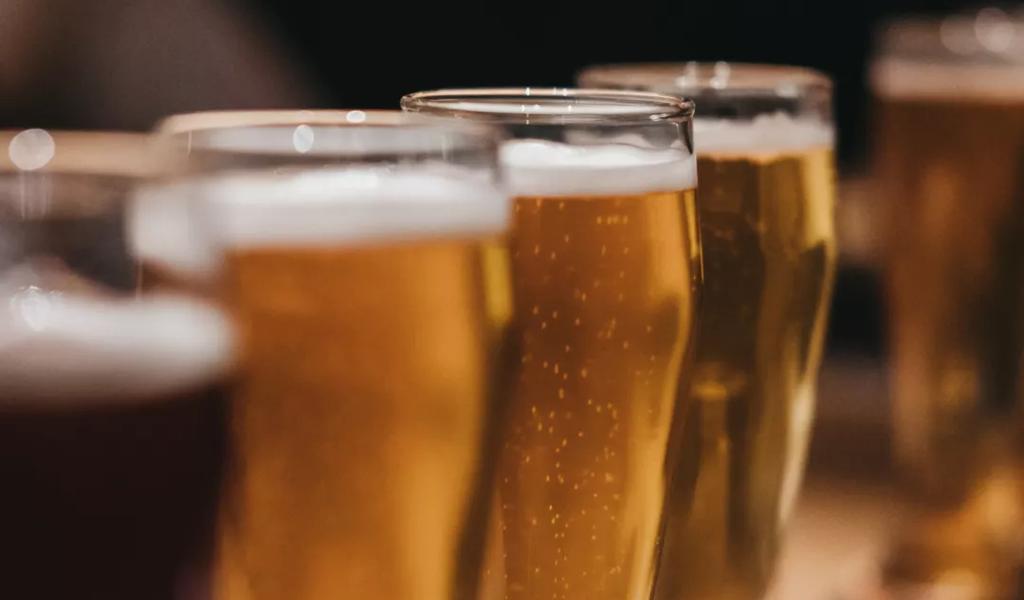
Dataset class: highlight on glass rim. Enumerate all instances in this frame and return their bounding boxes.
[2,3,1023,600]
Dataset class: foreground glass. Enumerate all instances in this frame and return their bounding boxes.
[0,130,232,598]
[871,11,1024,596]
[580,64,838,599]
[403,89,702,600]
[162,111,514,600]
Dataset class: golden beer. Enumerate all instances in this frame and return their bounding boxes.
[577,64,837,599]
[872,27,1024,592]
[660,141,836,600]
[500,178,700,600]
[202,165,513,600]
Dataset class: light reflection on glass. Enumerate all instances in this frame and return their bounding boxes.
[8,129,55,171]
[292,124,314,154]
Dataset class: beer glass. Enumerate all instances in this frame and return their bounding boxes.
[579,63,838,599]
[0,129,233,599]
[871,11,1024,596]
[403,89,702,600]
[164,111,514,600]
[136,110,372,294]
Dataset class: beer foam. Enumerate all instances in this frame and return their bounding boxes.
[693,113,834,154]
[203,166,509,248]
[500,139,697,197]
[129,181,220,280]
[0,290,233,405]
[871,58,1024,101]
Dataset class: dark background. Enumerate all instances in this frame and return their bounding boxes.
[249,0,974,167]
[0,0,995,358]
[0,0,987,167]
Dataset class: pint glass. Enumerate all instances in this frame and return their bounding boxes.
[579,63,838,599]
[0,130,232,599]
[872,12,1024,595]
[403,89,702,600]
[165,112,515,600]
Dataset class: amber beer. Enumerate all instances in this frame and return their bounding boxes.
[659,121,835,600]
[872,22,1024,593]
[578,64,837,599]
[202,165,513,600]
[497,141,700,600]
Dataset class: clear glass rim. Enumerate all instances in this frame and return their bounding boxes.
[156,109,500,160]
[577,62,831,100]
[156,109,437,134]
[0,129,156,177]
[401,87,694,124]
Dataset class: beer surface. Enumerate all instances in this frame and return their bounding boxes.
[208,167,512,600]
[488,141,700,600]
[656,120,836,600]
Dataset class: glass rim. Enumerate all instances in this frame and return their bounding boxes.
[156,109,466,134]
[0,129,157,177]
[155,109,501,160]
[400,87,695,124]
[875,8,1024,65]
[577,62,832,100]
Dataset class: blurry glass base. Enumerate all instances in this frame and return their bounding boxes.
[880,463,1024,600]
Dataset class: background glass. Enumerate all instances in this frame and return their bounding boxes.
[403,88,702,600]
[0,129,232,599]
[163,112,514,600]
[871,13,1024,597]
[579,63,838,600]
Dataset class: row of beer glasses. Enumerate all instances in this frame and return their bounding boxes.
[0,65,836,600]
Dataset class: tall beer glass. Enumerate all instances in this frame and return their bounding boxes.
[871,12,1024,596]
[165,112,514,600]
[579,63,838,599]
[403,89,702,600]
[0,130,233,599]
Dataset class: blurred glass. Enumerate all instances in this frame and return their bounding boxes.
[0,130,233,599]
[871,9,1024,597]
[403,89,702,600]
[161,111,515,600]
[578,63,838,599]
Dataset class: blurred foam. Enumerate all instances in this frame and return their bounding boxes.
[204,165,509,248]
[129,181,220,280]
[694,113,834,154]
[872,58,1024,100]
[0,289,233,404]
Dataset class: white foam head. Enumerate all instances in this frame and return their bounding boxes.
[871,58,1024,101]
[872,10,1024,101]
[500,139,697,197]
[0,288,233,405]
[693,112,834,155]
[129,181,220,280]
[201,165,509,249]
